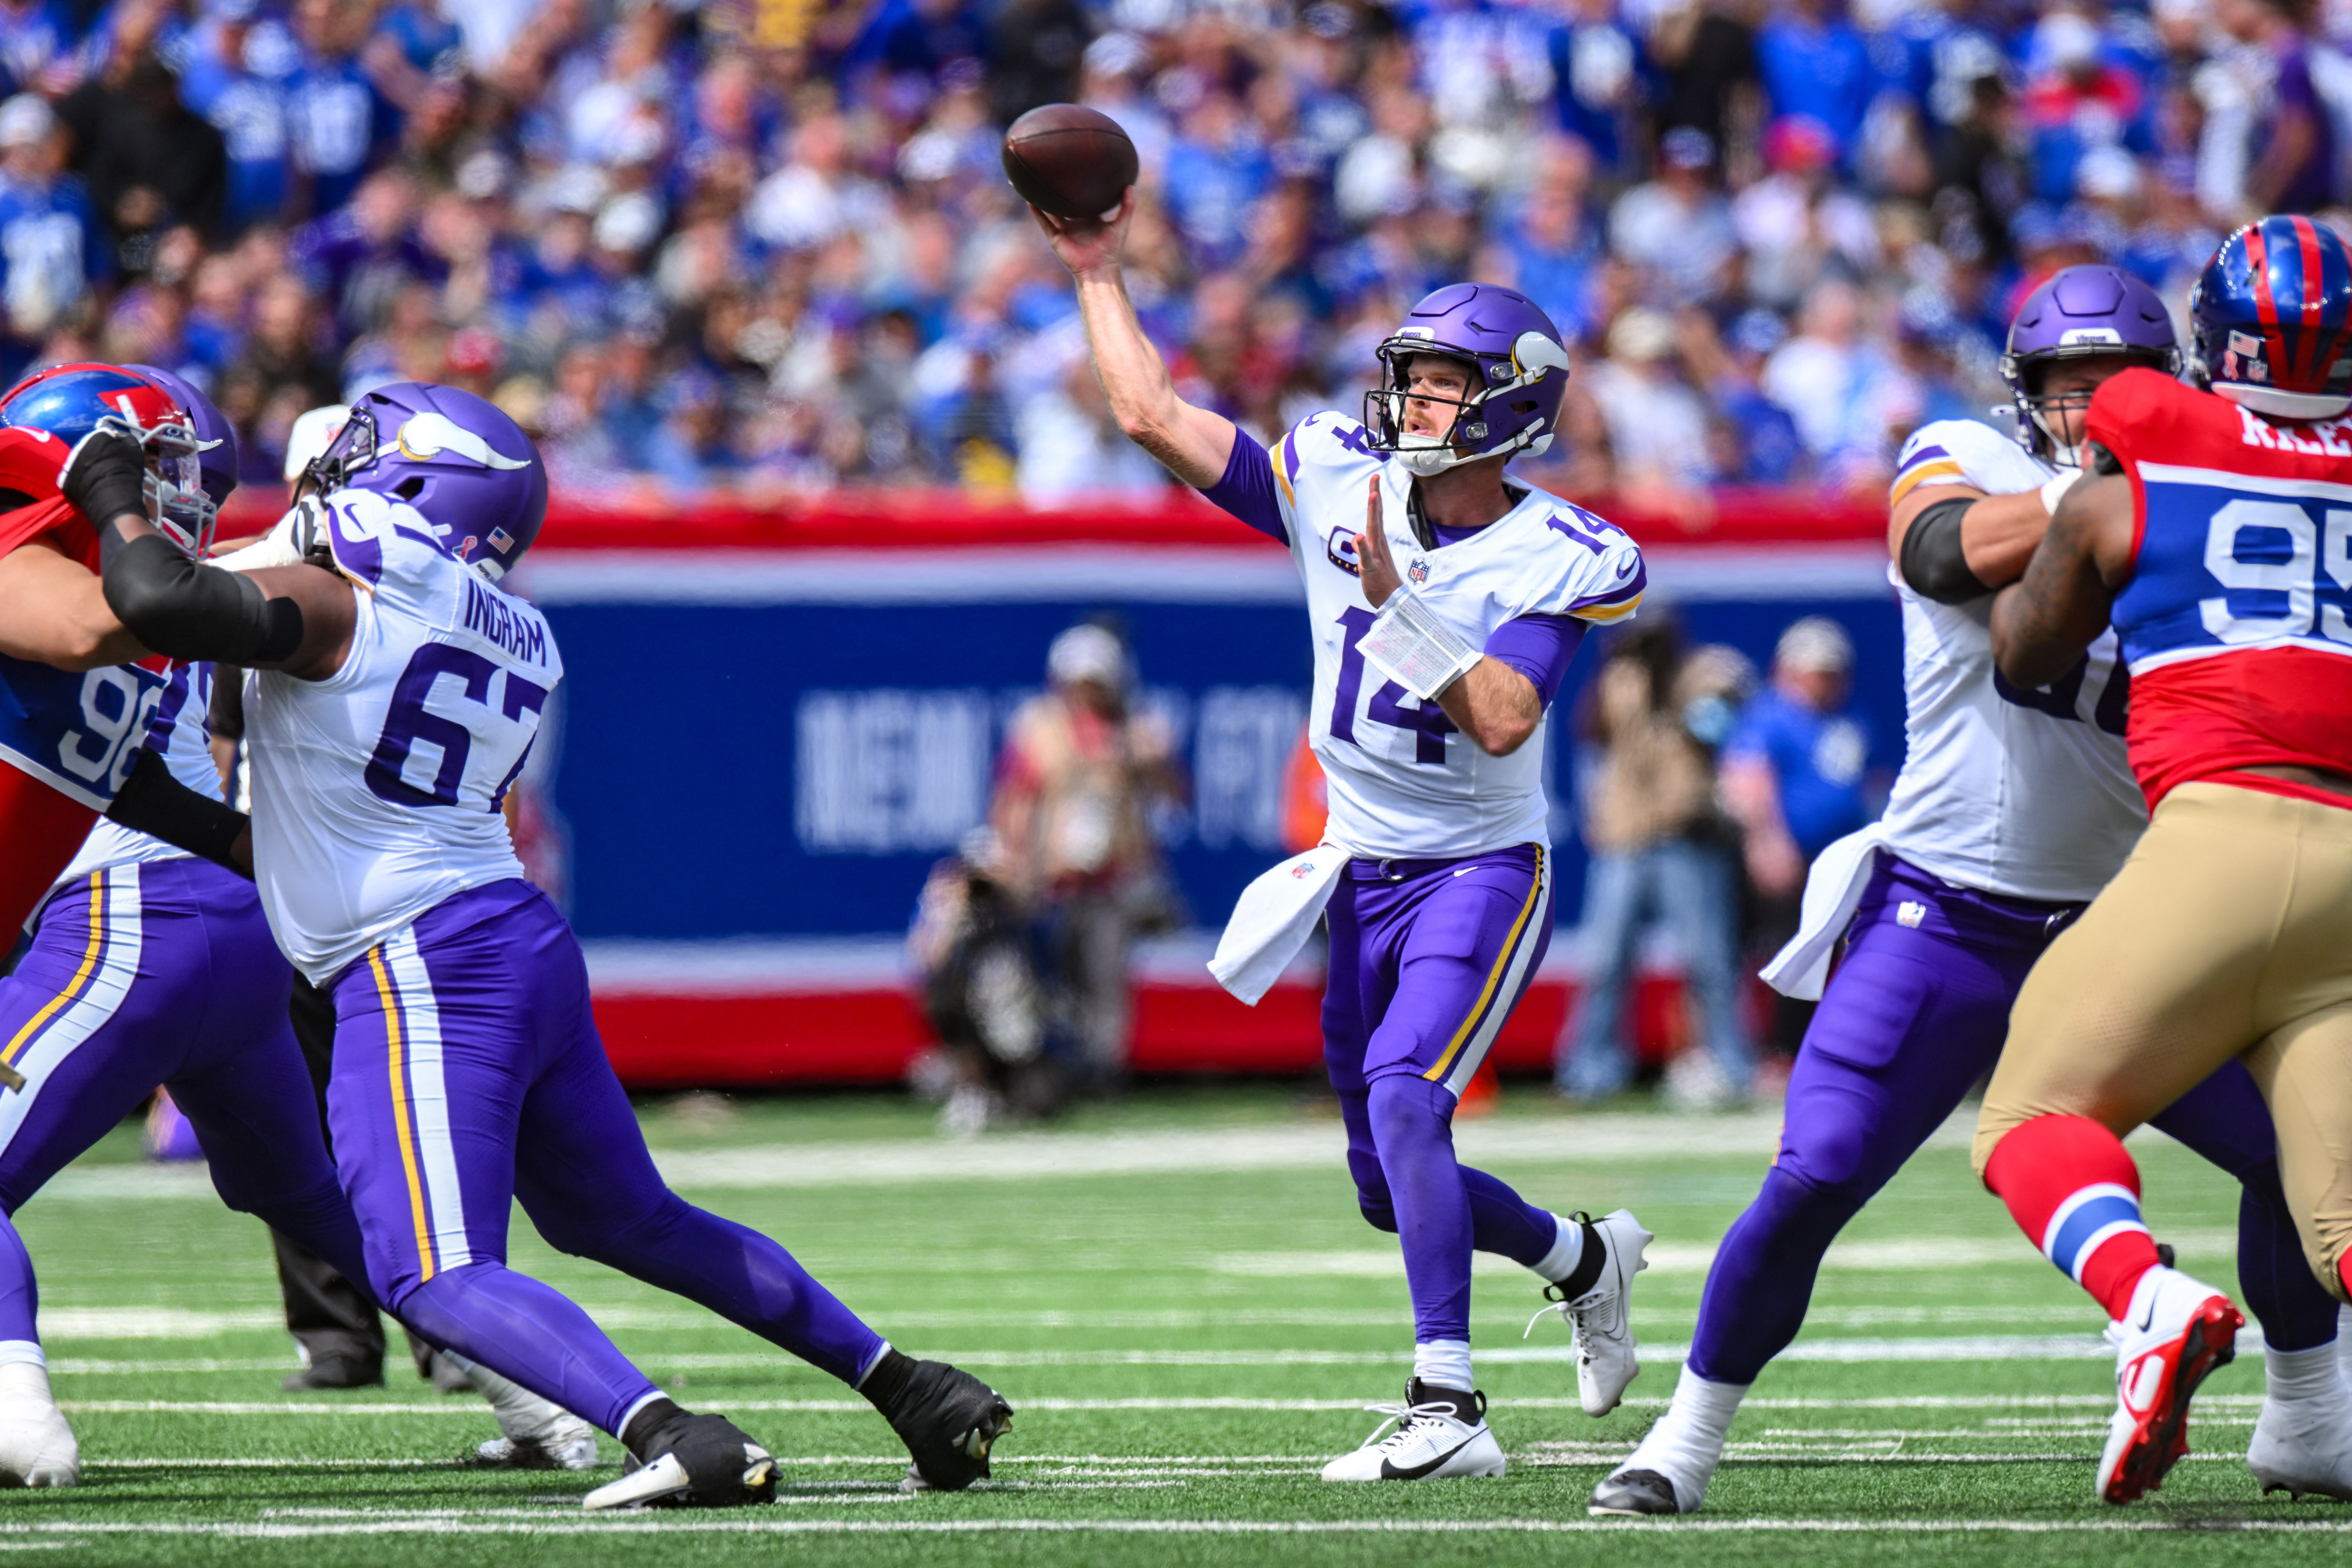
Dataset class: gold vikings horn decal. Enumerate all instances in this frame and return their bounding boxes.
[395,412,531,470]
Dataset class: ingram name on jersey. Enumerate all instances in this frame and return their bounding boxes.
[1270,413,1642,858]
[1877,419,2146,900]
[248,489,562,984]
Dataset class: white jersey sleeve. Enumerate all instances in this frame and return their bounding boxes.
[247,489,564,984]
[1277,412,1631,859]
[1874,418,2145,900]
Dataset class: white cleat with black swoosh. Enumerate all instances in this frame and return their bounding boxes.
[1319,1380,1505,1482]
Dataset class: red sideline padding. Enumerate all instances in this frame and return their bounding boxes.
[593,975,1694,1089]
[221,488,1888,552]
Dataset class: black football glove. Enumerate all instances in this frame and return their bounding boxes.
[60,429,149,532]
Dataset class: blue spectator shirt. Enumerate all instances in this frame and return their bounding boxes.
[1163,130,1271,273]
[286,53,398,214]
[181,45,293,232]
[0,171,104,336]
[1725,686,1871,859]
[0,0,80,96]
[1756,14,1875,160]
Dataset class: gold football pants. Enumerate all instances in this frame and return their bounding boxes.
[1974,782,2352,1301]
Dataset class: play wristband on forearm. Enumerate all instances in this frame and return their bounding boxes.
[1358,590,1481,702]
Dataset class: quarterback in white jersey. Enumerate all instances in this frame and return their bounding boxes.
[1593,265,2352,1518]
[80,380,1017,1509]
[1040,189,1651,1483]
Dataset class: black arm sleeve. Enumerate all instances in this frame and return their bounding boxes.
[1897,496,1993,604]
[103,748,251,877]
[100,532,305,664]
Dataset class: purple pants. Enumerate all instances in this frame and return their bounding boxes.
[325,879,885,1434]
[1324,845,1563,1347]
[0,858,366,1346]
[1688,851,2338,1385]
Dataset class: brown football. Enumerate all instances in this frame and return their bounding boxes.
[1002,103,1138,222]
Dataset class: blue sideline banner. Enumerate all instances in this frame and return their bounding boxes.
[514,543,1903,946]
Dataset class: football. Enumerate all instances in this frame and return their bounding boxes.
[1001,103,1138,222]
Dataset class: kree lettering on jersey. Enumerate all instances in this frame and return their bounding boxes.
[461,576,548,666]
[2237,403,2352,458]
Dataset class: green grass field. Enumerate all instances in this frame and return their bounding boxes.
[5,1082,2346,1567]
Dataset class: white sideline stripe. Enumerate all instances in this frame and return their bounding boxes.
[3,1517,2349,1539]
[513,544,1891,608]
[36,1110,2225,1200]
[1211,1229,2238,1279]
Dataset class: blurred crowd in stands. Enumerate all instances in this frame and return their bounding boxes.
[10,0,2345,503]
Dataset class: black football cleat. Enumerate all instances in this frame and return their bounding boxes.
[1588,1467,1683,1517]
[281,1354,383,1392]
[583,1409,775,1510]
[863,1353,1014,1491]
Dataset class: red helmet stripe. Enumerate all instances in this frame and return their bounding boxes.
[2292,215,2327,388]
[2244,222,2293,388]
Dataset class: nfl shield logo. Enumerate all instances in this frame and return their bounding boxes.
[1407,557,1430,585]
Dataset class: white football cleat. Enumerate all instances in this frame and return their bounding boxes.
[2097,1266,2241,1504]
[0,1362,77,1488]
[1527,1209,1652,1416]
[1320,1381,1505,1482]
[440,1351,600,1471]
[2248,1388,2352,1501]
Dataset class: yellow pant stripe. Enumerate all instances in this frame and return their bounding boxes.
[1423,846,1545,1084]
[370,946,437,1282]
[4,871,105,1067]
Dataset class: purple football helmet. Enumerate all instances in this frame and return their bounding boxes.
[127,365,239,512]
[2000,265,2181,463]
[1363,284,1572,472]
[307,381,548,583]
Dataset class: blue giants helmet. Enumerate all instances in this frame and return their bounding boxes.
[2189,215,2352,420]
[0,362,219,554]
[306,382,548,583]
[1999,265,2180,464]
[127,365,239,514]
[1363,284,1571,473]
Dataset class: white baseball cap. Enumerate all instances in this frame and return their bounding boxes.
[1048,623,1127,688]
[0,94,54,150]
[1776,616,1853,675]
[284,404,350,481]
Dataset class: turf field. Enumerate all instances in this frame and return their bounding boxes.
[6,1082,2347,1566]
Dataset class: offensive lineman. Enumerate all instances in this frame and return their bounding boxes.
[1591,265,2352,1517]
[1975,217,2352,1504]
[62,380,1013,1507]
[1040,189,1650,1480]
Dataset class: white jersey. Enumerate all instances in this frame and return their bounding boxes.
[247,490,562,984]
[52,662,223,889]
[1875,419,2145,901]
[1270,413,1644,858]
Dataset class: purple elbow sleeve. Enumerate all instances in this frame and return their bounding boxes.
[1484,614,1587,710]
[1199,429,1286,544]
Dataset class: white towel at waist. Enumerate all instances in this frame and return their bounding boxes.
[1208,843,1353,1006]
[1758,825,1888,1002]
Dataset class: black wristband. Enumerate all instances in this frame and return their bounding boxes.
[104,748,250,875]
[103,533,305,664]
[1898,495,1992,604]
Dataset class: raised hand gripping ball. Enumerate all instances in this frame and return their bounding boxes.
[1002,104,1138,222]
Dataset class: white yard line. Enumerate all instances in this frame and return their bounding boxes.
[2,1516,2349,1539]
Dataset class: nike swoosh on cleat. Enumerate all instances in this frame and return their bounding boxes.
[1379,1438,1477,1480]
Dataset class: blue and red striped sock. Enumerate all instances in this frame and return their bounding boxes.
[1984,1114,2161,1320]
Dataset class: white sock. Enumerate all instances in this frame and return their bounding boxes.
[1413,1339,1473,1394]
[2339,1307,2352,1388]
[0,1360,54,1407]
[1624,1363,1748,1509]
[0,1341,44,1372]
[2268,1343,2343,1407]
[1530,1213,1585,1285]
